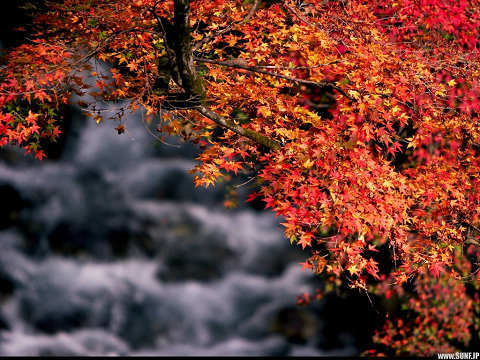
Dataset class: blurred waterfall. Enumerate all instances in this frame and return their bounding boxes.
[0,106,356,356]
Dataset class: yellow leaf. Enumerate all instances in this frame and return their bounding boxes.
[303,158,314,169]
[348,90,360,100]
[407,139,416,149]
[391,105,401,115]
[347,264,360,275]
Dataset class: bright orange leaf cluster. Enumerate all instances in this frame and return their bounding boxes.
[1,0,480,355]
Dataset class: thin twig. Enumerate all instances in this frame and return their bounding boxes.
[234,176,257,188]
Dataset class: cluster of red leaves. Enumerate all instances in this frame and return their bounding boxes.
[0,41,70,158]
[372,0,480,50]
[1,0,480,355]
[371,248,478,356]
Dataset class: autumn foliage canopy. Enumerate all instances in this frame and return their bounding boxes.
[1,0,480,355]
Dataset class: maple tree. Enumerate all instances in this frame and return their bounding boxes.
[2,0,480,355]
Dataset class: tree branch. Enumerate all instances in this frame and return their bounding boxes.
[170,0,279,151]
[173,0,205,98]
[195,57,353,100]
[196,105,281,150]
[245,0,262,22]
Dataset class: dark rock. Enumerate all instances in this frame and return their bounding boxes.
[20,282,89,334]
[271,307,317,344]
[0,311,10,330]
[151,168,194,201]
[245,243,305,278]
[106,229,131,258]
[0,271,15,300]
[115,295,170,349]
[48,222,88,257]
[21,296,88,334]
[0,184,28,230]
[318,292,383,351]
[156,226,236,282]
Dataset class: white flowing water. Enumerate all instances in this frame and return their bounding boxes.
[0,108,356,356]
